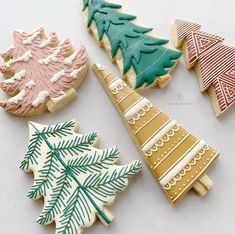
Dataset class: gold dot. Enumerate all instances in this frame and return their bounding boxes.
[25,159,29,163]
[67,224,71,228]
[94,185,98,189]
[64,180,69,185]
[98,160,102,165]
[43,177,48,182]
[51,150,55,155]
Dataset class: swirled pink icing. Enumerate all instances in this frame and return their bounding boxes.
[0,27,87,115]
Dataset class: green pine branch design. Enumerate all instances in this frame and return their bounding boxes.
[28,151,60,199]
[67,147,119,175]
[37,170,70,225]
[52,132,97,158]
[21,120,142,233]
[20,120,76,171]
[83,0,182,88]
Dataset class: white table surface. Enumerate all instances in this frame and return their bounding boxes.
[0,0,234,233]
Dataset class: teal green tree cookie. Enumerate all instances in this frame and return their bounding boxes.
[20,120,142,234]
[82,0,182,89]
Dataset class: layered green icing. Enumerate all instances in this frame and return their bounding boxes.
[83,0,182,88]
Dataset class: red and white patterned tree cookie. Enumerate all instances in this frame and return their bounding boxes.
[0,28,88,116]
[172,19,235,116]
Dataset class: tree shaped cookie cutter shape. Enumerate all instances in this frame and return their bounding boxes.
[172,19,235,116]
[93,63,219,204]
[0,28,88,116]
[82,0,182,90]
[20,120,142,233]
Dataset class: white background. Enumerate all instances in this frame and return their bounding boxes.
[0,0,234,233]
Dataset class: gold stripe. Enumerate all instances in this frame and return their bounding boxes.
[156,133,198,179]
[124,97,143,115]
[159,139,200,180]
[134,110,162,135]
[171,152,219,203]
[153,132,191,170]
[141,119,172,148]
[135,112,170,146]
[117,90,134,104]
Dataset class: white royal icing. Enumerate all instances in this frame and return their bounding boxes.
[39,37,51,48]
[109,79,125,91]
[23,31,41,45]
[8,90,26,104]
[25,80,36,89]
[70,67,84,79]
[159,140,206,187]
[32,91,49,107]
[142,120,177,153]
[4,51,32,68]
[64,51,78,65]
[124,98,150,120]
[50,70,65,83]
[39,47,61,65]
[3,70,26,84]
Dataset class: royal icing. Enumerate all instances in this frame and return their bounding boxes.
[50,70,65,83]
[3,70,26,84]
[70,66,84,79]
[39,36,51,48]
[82,0,182,89]
[20,120,142,233]
[173,19,235,116]
[8,89,25,104]
[0,28,88,116]
[64,51,78,65]
[25,80,36,89]
[23,29,41,45]
[32,91,49,107]
[4,51,32,68]
[93,64,219,204]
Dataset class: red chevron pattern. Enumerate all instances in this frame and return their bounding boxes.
[173,19,235,116]
[186,31,224,66]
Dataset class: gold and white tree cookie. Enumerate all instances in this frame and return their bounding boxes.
[93,63,219,204]
[20,120,142,233]
[0,28,88,116]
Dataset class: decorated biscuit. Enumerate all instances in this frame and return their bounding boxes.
[20,120,142,233]
[82,0,181,90]
[0,28,88,116]
[172,19,235,116]
[93,63,219,204]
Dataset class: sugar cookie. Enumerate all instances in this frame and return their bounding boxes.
[0,28,88,116]
[93,63,219,204]
[172,19,235,116]
[20,119,142,233]
[82,0,181,90]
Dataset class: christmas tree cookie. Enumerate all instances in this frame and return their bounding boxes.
[172,19,235,116]
[82,0,182,90]
[92,63,219,204]
[0,28,88,116]
[21,120,142,233]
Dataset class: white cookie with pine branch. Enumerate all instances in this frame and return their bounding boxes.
[21,119,142,233]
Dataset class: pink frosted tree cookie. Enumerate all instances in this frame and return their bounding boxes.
[0,27,88,116]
